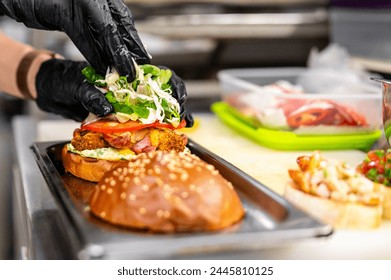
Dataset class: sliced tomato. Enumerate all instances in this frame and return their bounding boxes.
[277,98,307,116]
[81,119,186,133]
[287,108,336,128]
[328,101,368,126]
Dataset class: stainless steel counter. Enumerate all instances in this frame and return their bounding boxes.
[12,117,80,259]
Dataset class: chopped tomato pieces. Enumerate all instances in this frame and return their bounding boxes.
[357,150,391,186]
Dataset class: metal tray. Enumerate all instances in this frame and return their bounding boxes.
[30,139,332,259]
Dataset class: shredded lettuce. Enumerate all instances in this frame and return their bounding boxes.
[81,67,107,87]
[82,61,181,127]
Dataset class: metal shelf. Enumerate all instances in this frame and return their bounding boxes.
[125,0,328,6]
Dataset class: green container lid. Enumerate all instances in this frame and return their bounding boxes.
[211,102,382,151]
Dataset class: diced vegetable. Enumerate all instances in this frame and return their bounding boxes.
[357,149,391,187]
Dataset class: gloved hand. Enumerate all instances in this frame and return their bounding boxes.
[35,59,113,122]
[0,0,150,79]
[159,66,194,127]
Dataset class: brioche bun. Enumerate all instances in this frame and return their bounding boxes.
[89,151,245,232]
[62,145,119,182]
[284,182,382,230]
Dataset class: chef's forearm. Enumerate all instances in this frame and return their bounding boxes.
[0,32,52,99]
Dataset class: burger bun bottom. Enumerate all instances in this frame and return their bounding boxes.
[61,145,119,182]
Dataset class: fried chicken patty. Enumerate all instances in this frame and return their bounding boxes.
[71,128,187,153]
[71,129,109,151]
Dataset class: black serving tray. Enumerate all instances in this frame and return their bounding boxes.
[30,139,332,259]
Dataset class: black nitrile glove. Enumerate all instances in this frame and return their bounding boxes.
[159,66,194,127]
[0,0,150,79]
[36,59,113,122]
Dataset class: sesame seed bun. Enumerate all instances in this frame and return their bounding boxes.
[62,145,119,182]
[89,151,245,232]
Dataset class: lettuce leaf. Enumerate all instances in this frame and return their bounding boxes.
[81,66,106,87]
[82,63,180,125]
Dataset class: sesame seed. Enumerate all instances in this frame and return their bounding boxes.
[206,164,214,171]
[169,174,177,181]
[155,178,164,187]
[107,188,113,195]
[163,211,170,218]
[138,207,146,215]
[100,211,106,218]
[157,210,164,217]
[142,184,150,192]
[196,166,202,172]
[154,167,161,175]
[180,173,189,181]
[129,194,136,201]
[124,177,131,183]
[104,178,110,183]
[133,177,141,185]
[212,170,219,176]
[121,182,127,189]
[100,184,106,191]
[119,175,124,181]
[120,192,126,200]
[189,184,196,191]
[164,192,171,199]
[181,192,189,199]
[110,180,116,186]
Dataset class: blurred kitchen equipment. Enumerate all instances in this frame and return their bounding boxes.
[137,9,328,74]
[330,7,391,75]
[372,78,391,146]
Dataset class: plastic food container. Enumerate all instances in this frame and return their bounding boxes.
[214,67,382,151]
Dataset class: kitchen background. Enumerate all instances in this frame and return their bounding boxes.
[1,0,391,259]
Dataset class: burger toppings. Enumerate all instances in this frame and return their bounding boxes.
[66,143,135,161]
[70,126,187,159]
[82,62,181,127]
[80,119,186,134]
[288,151,382,206]
[89,151,245,232]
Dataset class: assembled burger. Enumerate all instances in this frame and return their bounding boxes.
[62,62,188,182]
